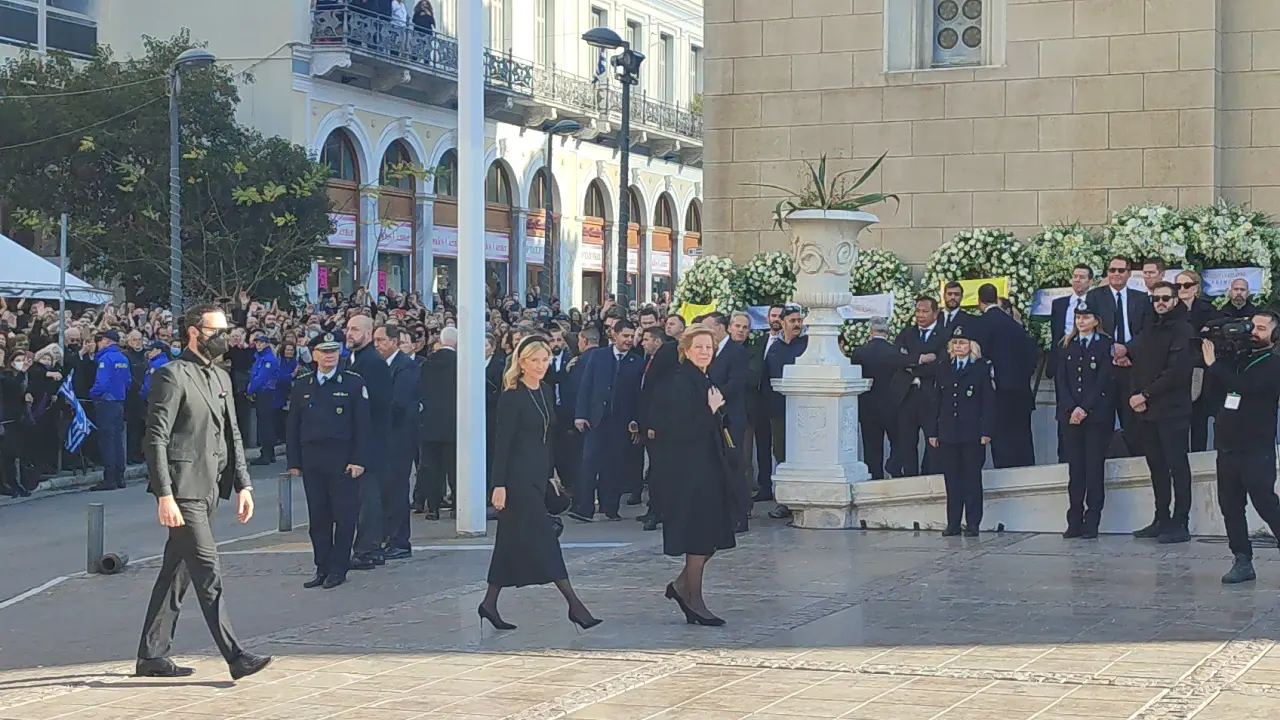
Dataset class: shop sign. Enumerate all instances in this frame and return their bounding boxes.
[430,226,511,262]
[327,213,357,248]
[526,235,546,265]
[581,243,604,271]
[627,248,640,274]
[650,250,671,276]
[379,221,413,253]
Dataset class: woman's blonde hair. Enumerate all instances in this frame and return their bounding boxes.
[1176,269,1202,297]
[503,335,551,390]
[949,336,982,361]
[34,343,61,366]
[678,323,716,363]
[1060,311,1102,348]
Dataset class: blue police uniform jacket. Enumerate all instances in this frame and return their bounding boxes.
[247,347,280,405]
[286,370,372,470]
[90,345,131,402]
[1054,334,1114,425]
[140,353,170,401]
[927,357,997,443]
[276,356,299,409]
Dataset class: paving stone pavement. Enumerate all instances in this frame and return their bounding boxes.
[2,515,1280,720]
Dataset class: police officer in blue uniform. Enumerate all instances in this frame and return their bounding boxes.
[89,329,131,491]
[247,332,280,466]
[140,341,171,401]
[287,331,371,590]
[927,325,996,537]
[1055,301,1113,539]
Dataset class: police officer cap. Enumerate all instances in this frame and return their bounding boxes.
[148,340,169,352]
[309,330,344,351]
[252,332,270,343]
[949,324,974,342]
[1074,300,1097,317]
[95,329,120,343]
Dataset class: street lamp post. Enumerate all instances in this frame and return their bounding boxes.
[582,28,644,301]
[168,48,216,317]
[543,119,581,303]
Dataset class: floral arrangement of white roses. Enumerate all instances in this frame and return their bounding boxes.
[1185,201,1277,301]
[1103,203,1190,268]
[672,255,742,314]
[923,228,1036,316]
[839,248,919,354]
[1025,223,1109,350]
[737,251,797,307]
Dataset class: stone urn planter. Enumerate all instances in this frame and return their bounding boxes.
[771,209,880,529]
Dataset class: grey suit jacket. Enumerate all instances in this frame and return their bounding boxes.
[144,354,252,501]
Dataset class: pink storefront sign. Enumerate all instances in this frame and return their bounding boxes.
[430,226,510,262]
[327,213,358,248]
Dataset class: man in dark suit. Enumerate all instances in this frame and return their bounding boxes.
[558,328,597,500]
[637,326,676,530]
[419,326,458,520]
[1222,278,1259,319]
[374,324,419,559]
[851,317,913,480]
[571,319,644,522]
[1050,265,1097,461]
[749,304,784,501]
[891,297,948,476]
[1087,256,1152,455]
[939,281,974,332]
[703,312,751,531]
[136,303,271,681]
[973,283,1038,468]
[345,315,393,568]
[546,326,576,494]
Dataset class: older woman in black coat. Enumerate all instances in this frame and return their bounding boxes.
[652,323,737,626]
[1175,269,1222,452]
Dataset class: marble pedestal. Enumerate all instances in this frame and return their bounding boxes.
[772,363,872,529]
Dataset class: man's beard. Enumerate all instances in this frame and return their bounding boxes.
[1232,297,1246,308]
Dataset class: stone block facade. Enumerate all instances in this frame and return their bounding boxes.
[704,0,1280,269]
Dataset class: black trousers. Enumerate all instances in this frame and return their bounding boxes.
[1111,369,1142,456]
[137,496,244,664]
[860,408,893,480]
[353,469,384,558]
[255,404,277,461]
[1217,448,1280,559]
[753,416,774,495]
[1190,392,1217,453]
[420,440,457,512]
[233,392,253,447]
[302,463,359,576]
[724,427,749,524]
[552,423,581,493]
[992,389,1035,469]
[645,440,666,519]
[384,434,415,550]
[940,440,985,531]
[1139,418,1193,526]
[574,420,627,516]
[894,391,936,476]
[126,399,146,464]
[1063,421,1109,529]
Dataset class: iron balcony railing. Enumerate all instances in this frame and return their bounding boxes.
[310,7,702,143]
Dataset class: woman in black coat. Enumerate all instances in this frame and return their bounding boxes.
[27,345,64,477]
[0,349,32,497]
[653,324,736,626]
[1055,302,1113,539]
[481,335,600,631]
[1175,270,1222,452]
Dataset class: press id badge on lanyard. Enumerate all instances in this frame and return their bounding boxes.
[1224,393,1241,411]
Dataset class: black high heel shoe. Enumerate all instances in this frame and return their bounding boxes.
[477,604,516,630]
[568,609,602,631]
[665,583,726,626]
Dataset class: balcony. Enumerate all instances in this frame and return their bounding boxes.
[308,6,702,164]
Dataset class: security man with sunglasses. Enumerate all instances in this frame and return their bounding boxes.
[1203,310,1280,584]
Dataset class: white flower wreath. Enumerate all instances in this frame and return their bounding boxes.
[839,247,919,354]
[737,251,797,307]
[1026,223,1109,350]
[1103,203,1190,268]
[1185,201,1277,303]
[672,255,743,314]
[923,228,1036,316]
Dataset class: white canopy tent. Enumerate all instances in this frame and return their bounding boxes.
[0,232,112,305]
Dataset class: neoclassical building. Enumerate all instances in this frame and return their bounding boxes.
[80,0,703,306]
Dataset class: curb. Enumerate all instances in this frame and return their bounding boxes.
[0,444,287,507]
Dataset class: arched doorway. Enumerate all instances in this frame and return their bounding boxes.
[485,161,514,302]
[652,193,676,303]
[527,168,557,303]
[376,140,416,300]
[625,186,645,304]
[682,199,702,278]
[317,129,361,298]
[581,179,609,307]
[430,149,459,305]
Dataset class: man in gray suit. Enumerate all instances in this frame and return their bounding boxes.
[135,303,272,681]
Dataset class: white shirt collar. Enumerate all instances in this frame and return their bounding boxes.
[918,321,937,334]
[717,334,730,354]
[385,349,400,366]
[317,368,336,383]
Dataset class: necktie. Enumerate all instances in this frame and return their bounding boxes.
[920,328,927,344]
[1114,291,1127,344]
[954,359,961,372]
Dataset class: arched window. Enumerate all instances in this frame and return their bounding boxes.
[435,150,457,197]
[529,168,552,210]
[626,187,643,226]
[585,180,607,218]
[685,201,702,232]
[485,162,512,205]
[379,142,414,191]
[655,195,675,228]
[321,130,359,182]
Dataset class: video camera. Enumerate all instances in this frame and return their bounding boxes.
[1200,317,1254,354]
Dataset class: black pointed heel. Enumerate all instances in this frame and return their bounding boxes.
[477,604,516,630]
[666,583,725,626]
[568,610,602,631]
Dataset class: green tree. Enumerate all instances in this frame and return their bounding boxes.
[0,32,332,304]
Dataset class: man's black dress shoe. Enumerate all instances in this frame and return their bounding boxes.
[383,547,411,561]
[229,652,273,681]
[89,482,117,492]
[372,553,386,566]
[350,557,376,571]
[322,574,346,589]
[248,457,272,466]
[941,526,962,537]
[567,511,593,523]
[604,511,623,521]
[625,492,643,505]
[135,657,195,678]
[303,572,327,589]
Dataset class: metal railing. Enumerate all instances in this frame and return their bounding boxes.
[310,7,702,142]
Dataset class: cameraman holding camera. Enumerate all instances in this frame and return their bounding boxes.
[1203,310,1280,584]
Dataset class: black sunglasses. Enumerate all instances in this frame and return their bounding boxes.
[1107,267,1128,274]
[1174,281,1198,289]
[1152,295,1176,303]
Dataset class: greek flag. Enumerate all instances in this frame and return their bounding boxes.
[591,47,606,84]
[58,371,94,453]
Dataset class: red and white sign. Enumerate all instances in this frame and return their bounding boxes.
[430,226,510,262]
[316,266,329,289]
[627,248,640,274]
[328,213,358,248]
[650,250,671,276]
[379,221,413,253]
[582,222,605,241]
[581,244,604,271]
[526,236,546,266]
